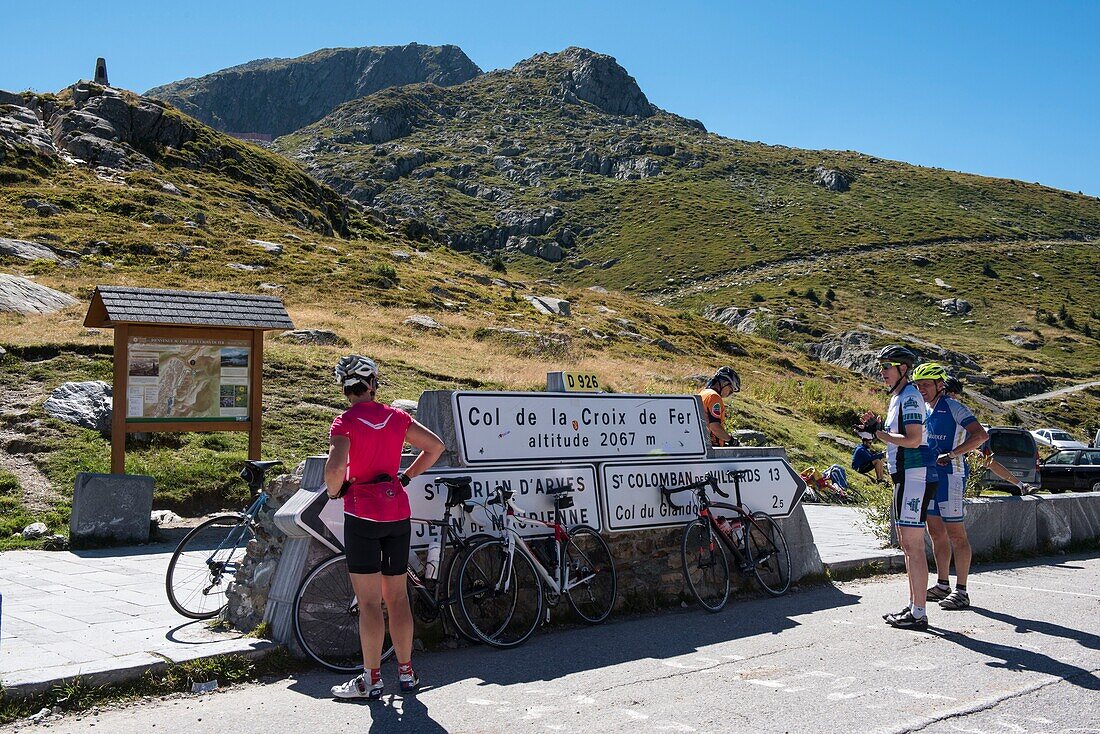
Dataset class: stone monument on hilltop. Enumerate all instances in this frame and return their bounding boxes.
[94,57,108,86]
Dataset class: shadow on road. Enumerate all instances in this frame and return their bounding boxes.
[287,581,861,705]
[971,607,1100,651]
[930,610,1100,691]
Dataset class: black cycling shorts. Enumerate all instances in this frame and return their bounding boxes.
[343,515,411,576]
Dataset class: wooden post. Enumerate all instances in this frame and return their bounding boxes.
[247,329,264,460]
[111,324,128,474]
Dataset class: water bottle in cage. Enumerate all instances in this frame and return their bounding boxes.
[716,516,732,539]
[730,519,745,547]
[424,541,441,580]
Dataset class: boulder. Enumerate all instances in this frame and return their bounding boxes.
[151,212,175,224]
[1003,333,1042,350]
[248,239,284,254]
[404,315,445,331]
[706,306,768,334]
[939,298,972,316]
[0,237,62,262]
[0,274,78,314]
[732,429,767,445]
[523,295,571,317]
[43,381,112,432]
[390,399,418,416]
[150,510,182,526]
[813,167,851,192]
[22,522,49,540]
[276,329,347,346]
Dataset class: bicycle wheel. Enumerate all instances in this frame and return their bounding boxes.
[564,525,617,624]
[165,514,252,619]
[457,538,543,648]
[680,518,730,612]
[747,512,791,596]
[293,554,394,672]
[440,534,490,644]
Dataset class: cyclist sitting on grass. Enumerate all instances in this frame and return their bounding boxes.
[856,345,938,630]
[325,355,444,700]
[851,432,887,483]
[912,363,988,611]
[699,366,740,446]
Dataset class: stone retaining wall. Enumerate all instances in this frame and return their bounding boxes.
[227,464,822,635]
[943,491,1100,558]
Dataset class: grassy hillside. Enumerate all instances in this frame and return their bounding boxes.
[2,66,1098,550]
[0,85,901,547]
[274,48,1100,293]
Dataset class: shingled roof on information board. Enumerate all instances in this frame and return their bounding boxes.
[84,286,294,330]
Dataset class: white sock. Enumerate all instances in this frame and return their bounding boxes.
[911,604,926,618]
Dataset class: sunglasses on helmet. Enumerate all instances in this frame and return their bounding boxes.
[878,361,902,369]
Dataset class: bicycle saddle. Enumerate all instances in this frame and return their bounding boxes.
[546,485,575,495]
[434,476,472,488]
[239,460,283,487]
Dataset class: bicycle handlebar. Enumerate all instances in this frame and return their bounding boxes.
[660,475,729,509]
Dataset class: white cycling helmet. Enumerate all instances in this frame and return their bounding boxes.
[334,354,378,388]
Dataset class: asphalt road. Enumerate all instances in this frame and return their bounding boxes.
[13,554,1099,734]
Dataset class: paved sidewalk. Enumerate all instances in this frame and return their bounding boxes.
[0,540,272,696]
[802,504,904,572]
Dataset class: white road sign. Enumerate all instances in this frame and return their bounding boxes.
[600,458,807,532]
[452,392,708,465]
[294,465,601,551]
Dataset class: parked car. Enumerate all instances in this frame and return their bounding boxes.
[982,427,1041,492]
[1039,449,1100,493]
[1030,428,1088,450]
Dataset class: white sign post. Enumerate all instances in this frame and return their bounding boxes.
[600,458,807,532]
[452,392,708,465]
[294,465,601,551]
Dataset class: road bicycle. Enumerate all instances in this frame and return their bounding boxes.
[165,459,283,619]
[662,471,791,612]
[455,484,617,649]
[293,476,492,672]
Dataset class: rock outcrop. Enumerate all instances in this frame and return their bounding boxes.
[147,44,482,137]
[0,274,78,314]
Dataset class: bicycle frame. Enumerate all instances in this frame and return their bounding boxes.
[671,473,774,570]
[484,491,588,599]
[202,491,267,572]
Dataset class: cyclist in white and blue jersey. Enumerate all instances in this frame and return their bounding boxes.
[857,345,938,630]
[913,363,989,611]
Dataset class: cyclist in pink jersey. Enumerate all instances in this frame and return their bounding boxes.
[324,355,444,700]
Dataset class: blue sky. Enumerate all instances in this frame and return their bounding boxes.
[3,1,1097,195]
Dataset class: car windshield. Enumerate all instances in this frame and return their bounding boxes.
[1050,431,1074,441]
[1044,451,1078,465]
[990,431,1034,457]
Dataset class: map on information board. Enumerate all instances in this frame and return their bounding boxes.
[126,337,250,422]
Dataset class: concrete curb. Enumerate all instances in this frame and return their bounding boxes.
[1,640,279,701]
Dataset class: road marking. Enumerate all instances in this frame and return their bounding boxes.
[744,679,785,688]
[616,709,650,720]
[895,688,955,701]
[967,579,1100,599]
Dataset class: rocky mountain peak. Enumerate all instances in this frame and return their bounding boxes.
[145,44,482,137]
[514,47,653,118]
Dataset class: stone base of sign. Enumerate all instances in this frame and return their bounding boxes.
[416,390,462,467]
[778,505,825,581]
[69,473,154,547]
[223,468,301,633]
